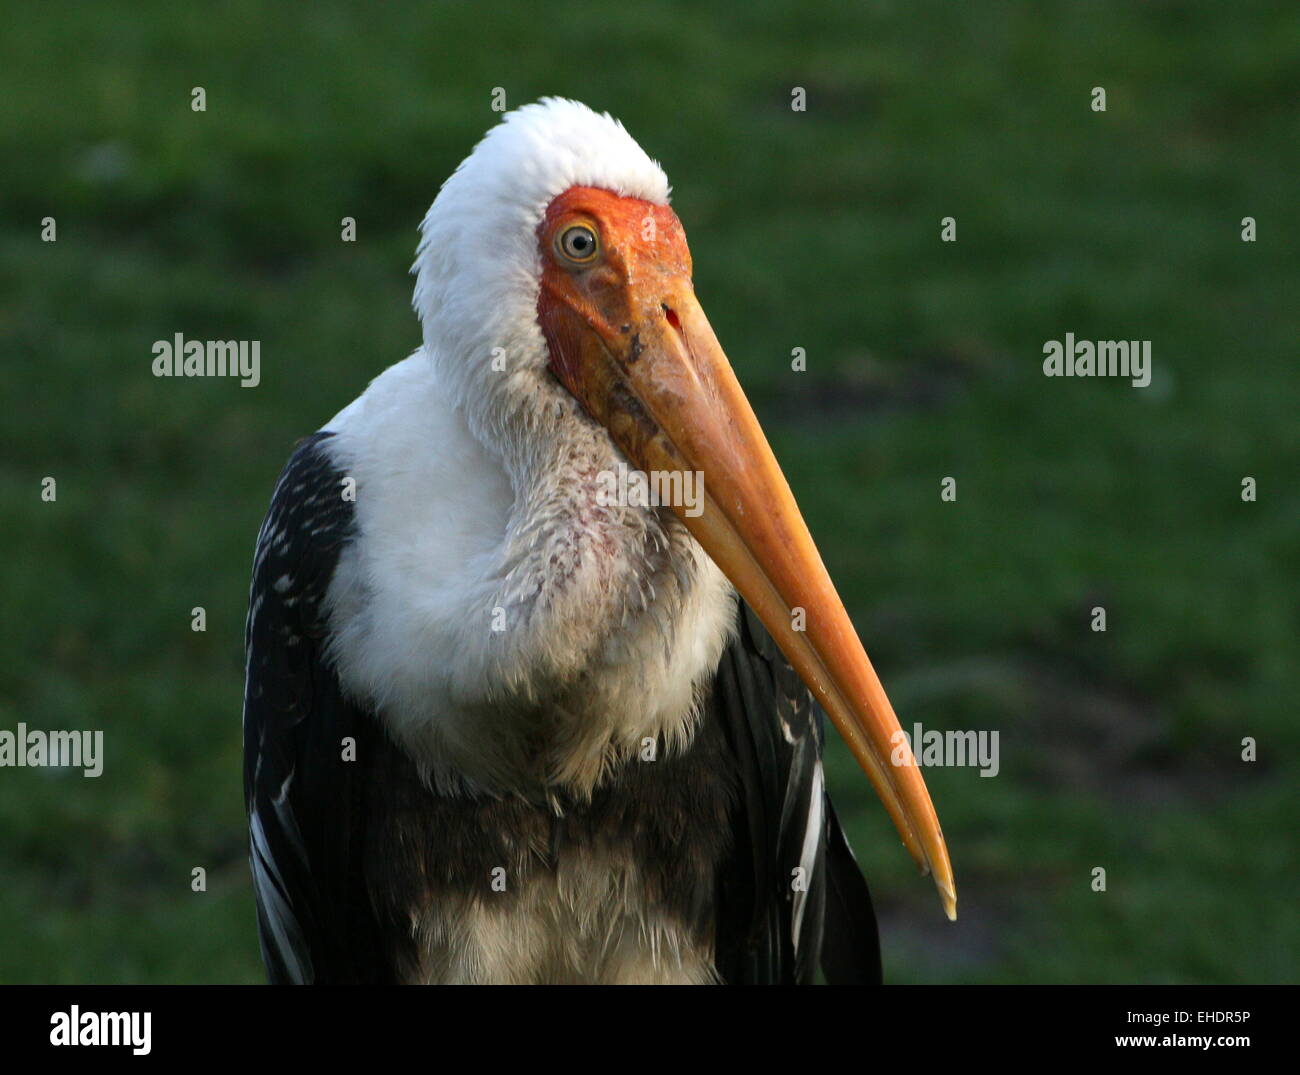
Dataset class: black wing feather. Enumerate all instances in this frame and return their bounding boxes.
[242,432,390,983]
[711,603,882,984]
[820,802,883,984]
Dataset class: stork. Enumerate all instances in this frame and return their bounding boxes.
[243,98,955,985]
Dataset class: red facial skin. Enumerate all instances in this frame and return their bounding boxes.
[536,186,692,406]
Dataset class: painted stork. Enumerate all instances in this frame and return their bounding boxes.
[243,98,955,985]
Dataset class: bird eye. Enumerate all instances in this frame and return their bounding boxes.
[556,223,599,264]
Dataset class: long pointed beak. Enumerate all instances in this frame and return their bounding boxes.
[543,270,956,920]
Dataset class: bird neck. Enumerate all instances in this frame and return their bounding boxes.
[455,382,737,797]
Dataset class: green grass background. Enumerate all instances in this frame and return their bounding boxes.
[1,0,1295,983]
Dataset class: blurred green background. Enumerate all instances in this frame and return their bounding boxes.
[1,0,1296,983]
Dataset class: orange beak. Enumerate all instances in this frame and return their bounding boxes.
[538,187,956,920]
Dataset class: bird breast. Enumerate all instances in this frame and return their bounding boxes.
[320,353,737,800]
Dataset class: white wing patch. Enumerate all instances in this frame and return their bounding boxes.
[791,760,824,950]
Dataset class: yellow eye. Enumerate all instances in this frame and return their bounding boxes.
[556,223,599,264]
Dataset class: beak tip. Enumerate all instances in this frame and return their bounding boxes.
[937,878,958,921]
